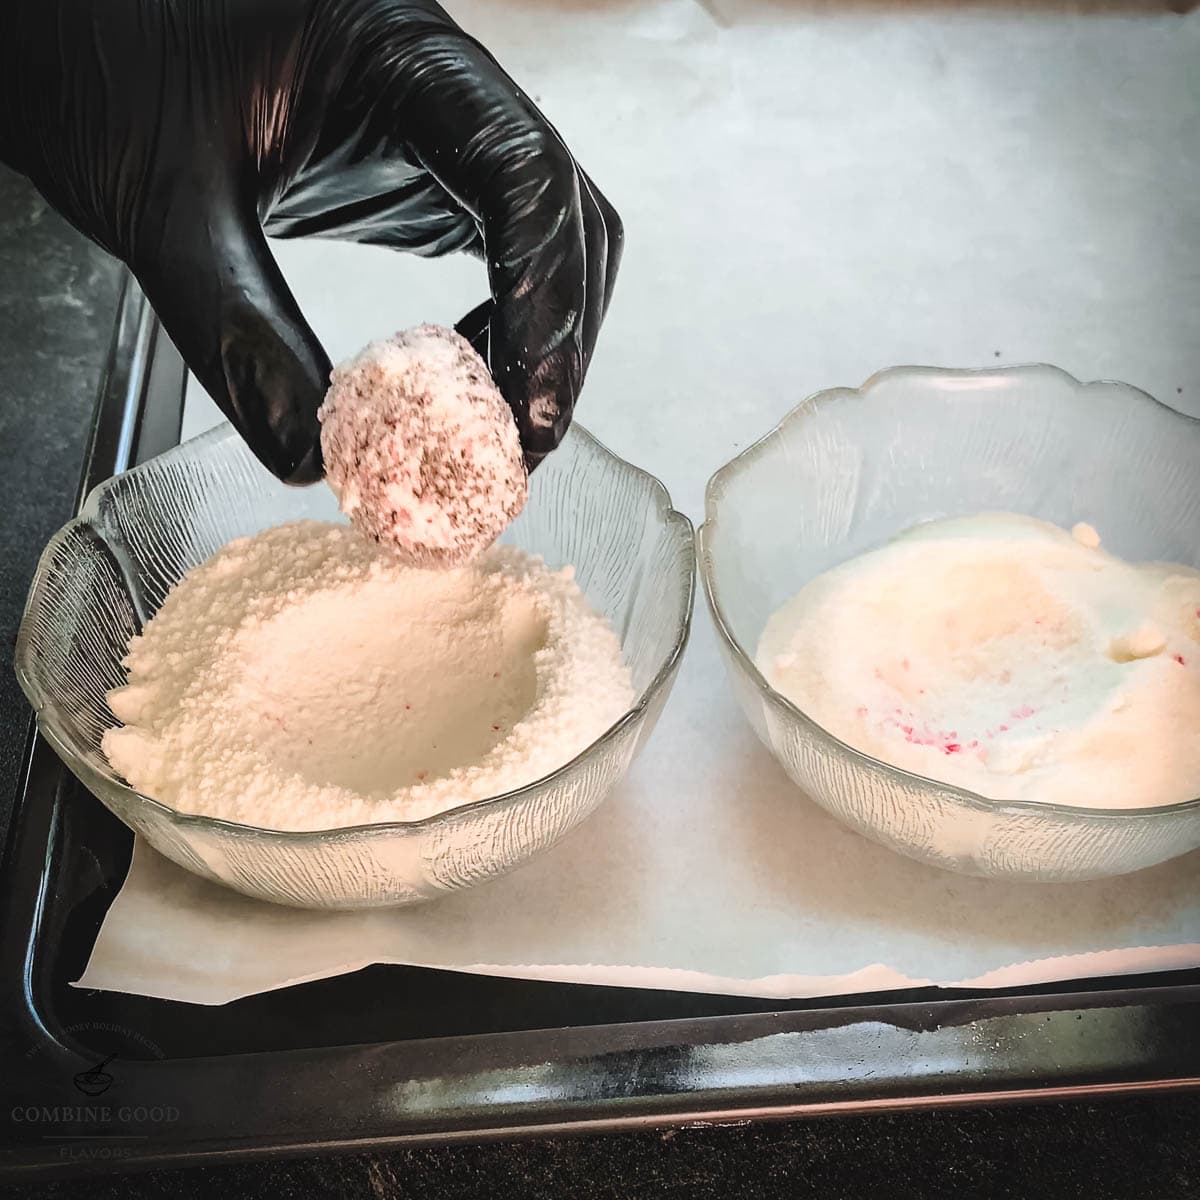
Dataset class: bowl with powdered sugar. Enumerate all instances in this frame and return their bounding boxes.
[701,364,1200,882]
[17,328,694,908]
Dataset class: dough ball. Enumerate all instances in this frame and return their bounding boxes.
[319,325,528,568]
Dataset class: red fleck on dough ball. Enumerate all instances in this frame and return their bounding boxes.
[318,325,528,568]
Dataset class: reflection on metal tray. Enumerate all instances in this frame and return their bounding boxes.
[3,280,1199,1182]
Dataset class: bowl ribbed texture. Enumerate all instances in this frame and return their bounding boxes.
[700,364,1200,881]
[17,424,694,908]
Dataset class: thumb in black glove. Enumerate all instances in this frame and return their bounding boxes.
[1,0,622,482]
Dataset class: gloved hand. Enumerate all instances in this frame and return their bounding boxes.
[0,0,621,481]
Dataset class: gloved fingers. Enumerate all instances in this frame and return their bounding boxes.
[492,164,619,471]
[384,26,601,466]
[451,162,618,473]
[135,197,330,484]
[454,167,620,472]
[481,147,589,470]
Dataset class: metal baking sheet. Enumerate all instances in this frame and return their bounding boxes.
[2,282,1199,1184]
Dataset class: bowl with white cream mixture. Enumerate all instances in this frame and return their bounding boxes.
[17,379,693,907]
[700,364,1200,881]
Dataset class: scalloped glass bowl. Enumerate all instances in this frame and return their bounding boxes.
[17,424,694,908]
[700,365,1200,882]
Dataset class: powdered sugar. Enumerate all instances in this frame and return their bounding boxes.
[318,325,528,568]
[102,521,634,832]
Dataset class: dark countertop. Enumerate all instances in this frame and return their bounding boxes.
[0,168,123,851]
[2,1098,1200,1199]
[2,167,1199,1199]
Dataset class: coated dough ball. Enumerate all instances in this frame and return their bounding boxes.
[319,325,528,568]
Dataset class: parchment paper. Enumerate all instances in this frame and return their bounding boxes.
[77,702,1200,1005]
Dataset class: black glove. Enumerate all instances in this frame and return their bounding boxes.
[0,0,621,481]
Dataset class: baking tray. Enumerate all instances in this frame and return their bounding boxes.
[3,280,1200,1182]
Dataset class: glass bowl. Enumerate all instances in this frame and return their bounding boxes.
[17,423,694,908]
[700,364,1200,882]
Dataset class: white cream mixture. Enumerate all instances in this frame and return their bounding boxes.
[103,522,633,831]
[757,513,1200,809]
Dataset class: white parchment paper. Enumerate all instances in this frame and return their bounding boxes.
[77,717,1200,1005]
